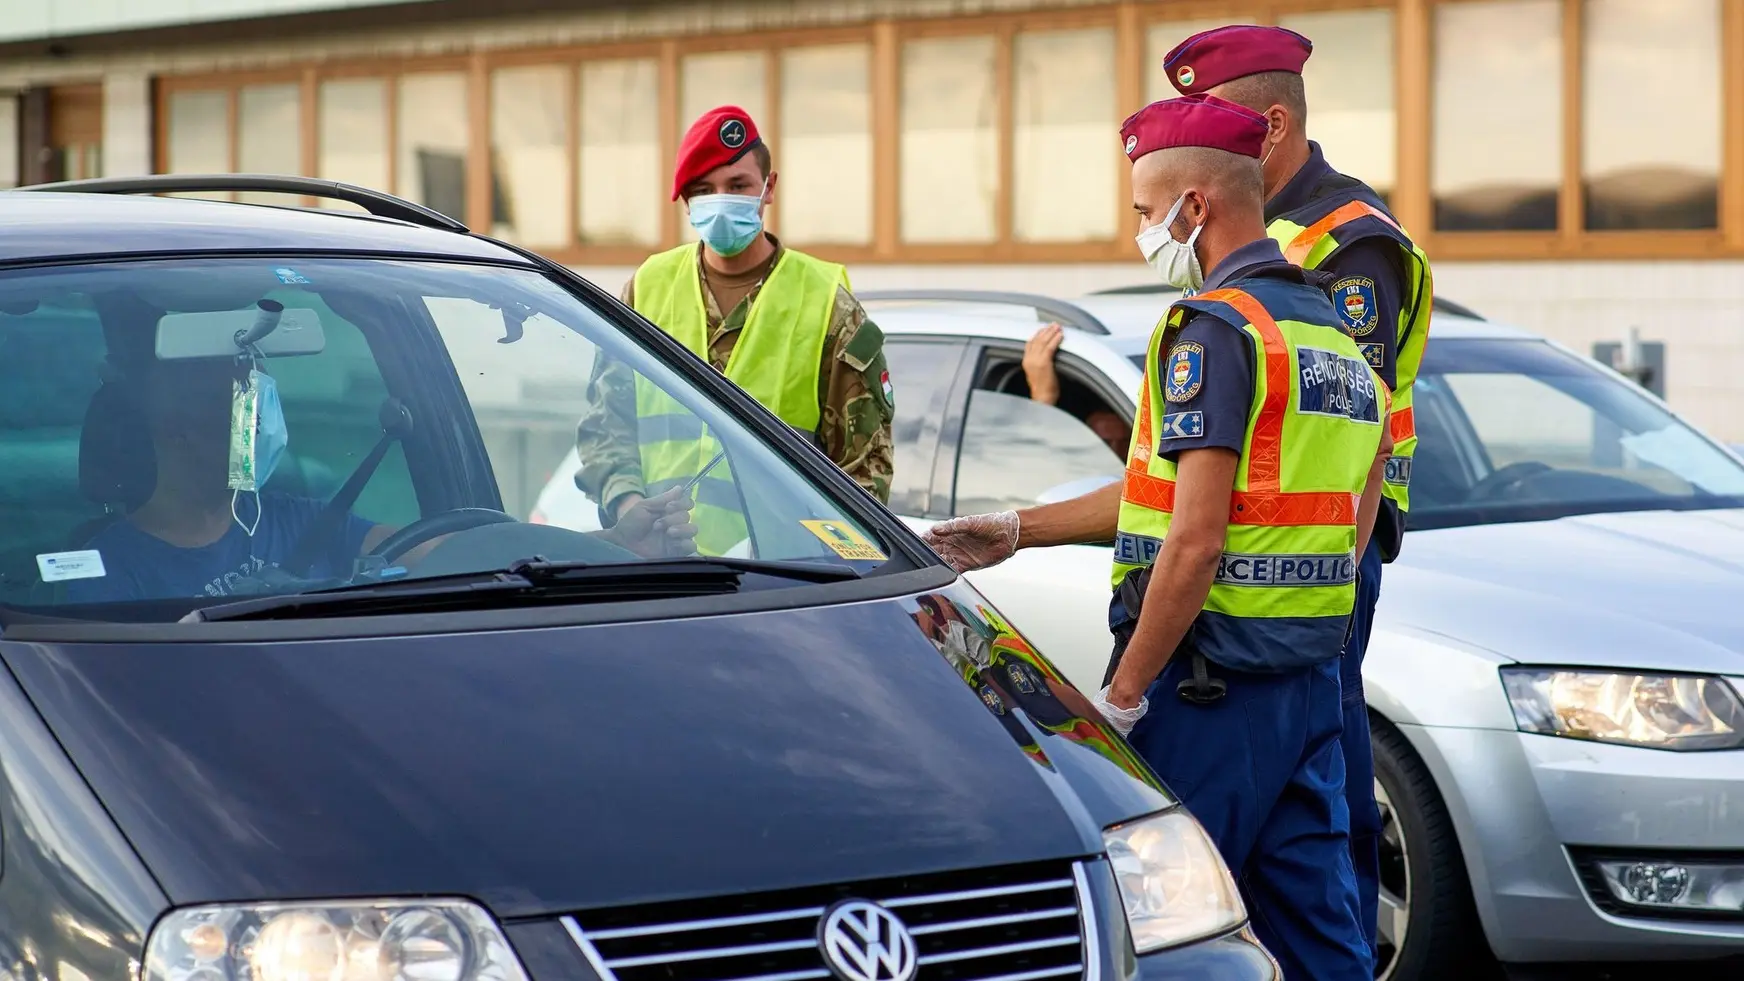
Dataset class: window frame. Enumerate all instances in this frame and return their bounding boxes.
[148,0,1744,265]
[938,338,1130,519]
[881,335,972,519]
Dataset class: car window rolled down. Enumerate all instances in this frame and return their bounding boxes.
[0,257,899,622]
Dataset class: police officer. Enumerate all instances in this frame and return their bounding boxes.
[925,94,1392,980]
[576,105,895,553]
[1161,26,1435,952]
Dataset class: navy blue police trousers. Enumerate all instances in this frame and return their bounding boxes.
[1125,655,1372,981]
[1341,537,1386,959]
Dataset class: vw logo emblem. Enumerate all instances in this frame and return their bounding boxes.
[818,900,918,981]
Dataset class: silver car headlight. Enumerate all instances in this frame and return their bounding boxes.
[1501,668,1744,751]
[144,899,529,981]
[1103,808,1246,954]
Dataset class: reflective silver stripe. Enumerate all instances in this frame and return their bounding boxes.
[1117,533,1357,586]
[1215,551,1356,587]
[637,413,708,444]
[646,476,742,512]
[1113,531,1162,568]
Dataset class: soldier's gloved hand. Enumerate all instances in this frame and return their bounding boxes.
[1093,686,1148,737]
[923,511,1020,573]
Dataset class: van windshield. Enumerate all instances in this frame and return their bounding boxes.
[0,257,895,621]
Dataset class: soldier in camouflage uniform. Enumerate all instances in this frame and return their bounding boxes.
[574,105,893,524]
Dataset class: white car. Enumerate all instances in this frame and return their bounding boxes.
[534,287,1744,980]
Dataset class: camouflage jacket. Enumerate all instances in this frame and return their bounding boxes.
[575,243,895,510]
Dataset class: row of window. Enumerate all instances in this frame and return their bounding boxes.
[158,0,1729,260]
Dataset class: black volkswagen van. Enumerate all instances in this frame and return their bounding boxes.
[0,177,1277,981]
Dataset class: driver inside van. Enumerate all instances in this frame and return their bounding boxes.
[66,356,697,604]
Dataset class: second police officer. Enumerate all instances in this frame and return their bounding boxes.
[925,93,1392,980]
[1162,25,1436,956]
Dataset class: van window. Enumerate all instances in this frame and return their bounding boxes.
[0,257,894,618]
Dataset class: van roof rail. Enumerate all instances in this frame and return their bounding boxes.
[856,289,1110,335]
[14,174,469,233]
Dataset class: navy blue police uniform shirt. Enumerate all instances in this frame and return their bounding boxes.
[65,493,377,603]
[1264,142,1407,392]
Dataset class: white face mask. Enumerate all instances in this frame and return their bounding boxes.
[1135,192,1204,292]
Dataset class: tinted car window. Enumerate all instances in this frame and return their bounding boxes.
[953,389,1123,516]
[0,257,894,617]
[884,338,966,516]
[1410,338,1744,527]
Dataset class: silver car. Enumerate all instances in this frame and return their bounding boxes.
[858,288,1744,979]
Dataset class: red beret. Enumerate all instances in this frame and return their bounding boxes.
[1163,25,1313,96]
[1120,94,1269,162]
[672,106,762,201]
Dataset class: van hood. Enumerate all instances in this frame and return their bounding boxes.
[1380,508,1744,674]
[3,586,1164,916]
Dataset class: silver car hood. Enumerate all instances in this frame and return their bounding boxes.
[1379,508,1744,675]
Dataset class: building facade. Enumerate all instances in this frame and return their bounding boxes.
[2,0,1742,436]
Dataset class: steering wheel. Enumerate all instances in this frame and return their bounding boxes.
[1464,461,1554,502]
[368,508,519,564]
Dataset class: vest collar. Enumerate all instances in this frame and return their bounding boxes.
[1264,141,1331,223]
[1201,238,1290,293]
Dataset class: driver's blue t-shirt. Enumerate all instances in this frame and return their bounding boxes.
[66,494,377,603]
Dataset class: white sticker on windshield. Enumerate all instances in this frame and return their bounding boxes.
[1618,426,1744,496]
[37,549,107,582]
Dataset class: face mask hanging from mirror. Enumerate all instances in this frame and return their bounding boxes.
[1135,192,1205,292]
[688,179,768,257]
[227,364,289,537]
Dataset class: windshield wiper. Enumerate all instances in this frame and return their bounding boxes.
[183,555,860,623]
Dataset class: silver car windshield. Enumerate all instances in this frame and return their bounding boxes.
[1408,338,1744,528]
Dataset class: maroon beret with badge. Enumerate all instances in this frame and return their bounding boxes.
[1120,94,1269,162]
[672,105,763,201]
[1163,25,1313,96]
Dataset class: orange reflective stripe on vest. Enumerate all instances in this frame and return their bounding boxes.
[1282,201,1403,267]
[1121,287,1361,528]
[1392,405,1414,444]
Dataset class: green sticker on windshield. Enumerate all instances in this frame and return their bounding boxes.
[227,373,261,491]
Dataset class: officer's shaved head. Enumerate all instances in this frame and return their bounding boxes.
[1132,145,1264,227]
[1212,71,1307,124]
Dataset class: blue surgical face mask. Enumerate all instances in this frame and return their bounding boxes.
[253,370,287,489]
[687,181,767,257]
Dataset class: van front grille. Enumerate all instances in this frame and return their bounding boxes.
[562,860,1091,981]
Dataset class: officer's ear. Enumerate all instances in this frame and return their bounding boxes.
[1262,104,1290,146]
[762,170,778,205]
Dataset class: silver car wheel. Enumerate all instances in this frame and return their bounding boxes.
[1374,776,1409,979]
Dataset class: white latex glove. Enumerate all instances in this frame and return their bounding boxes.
[922,511,1021,573]
[1093,686,1149,737]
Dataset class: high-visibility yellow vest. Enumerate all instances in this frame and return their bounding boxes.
[1268,188,1431,514]
[1112,278,1386,673]
[630,244,847,554]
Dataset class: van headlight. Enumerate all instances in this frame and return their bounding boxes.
[1104,809,1246,953]
[1501,669,1744,751]
[144,900,529,981]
